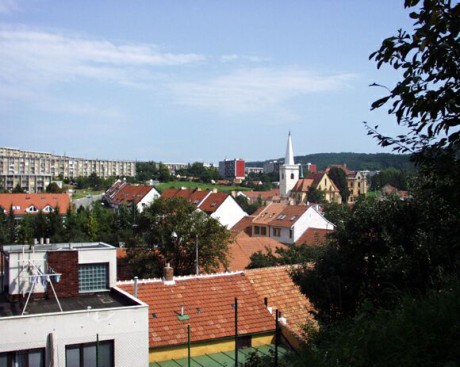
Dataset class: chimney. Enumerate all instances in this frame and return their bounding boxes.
[45,238,50,245]
[163,263,175,284]
[40,237,44,245]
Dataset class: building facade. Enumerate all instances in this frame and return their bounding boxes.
[0,242,149,367]
[218,159,245,179]
[0,147,136,193]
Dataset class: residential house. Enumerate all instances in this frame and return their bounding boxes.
[161,188,247,228]
[325,165,368,204]
[249,203,335,245]
[0,242,149,366]
[291,172,342,204]
[117,268,276,364]
[104,180,160,212]
[0,193,71,217]
[381,184,409,200]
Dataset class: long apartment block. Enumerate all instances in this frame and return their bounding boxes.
[0,147,136,193]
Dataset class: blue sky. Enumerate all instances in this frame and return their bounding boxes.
[0,0,414,163]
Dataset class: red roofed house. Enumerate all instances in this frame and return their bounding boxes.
[325,165,368,204]
[117,268,276,364]
[161,188,247,228]
[291,172,342,204]
[0,193,71,217]
[250,202,335,245]
[104,180,160,212]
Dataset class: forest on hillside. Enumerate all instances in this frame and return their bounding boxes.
[246,152,413,171]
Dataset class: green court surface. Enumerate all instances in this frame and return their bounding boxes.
[150,344,288,367]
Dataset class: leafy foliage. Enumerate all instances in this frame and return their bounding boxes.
[327,167,350,202]
[302,282,460,367]
[134,197,231,276]
[366,0,460,153]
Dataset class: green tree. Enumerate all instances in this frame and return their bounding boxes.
[158,163,172,182]
[12,184,24,193]
[46,182,62,193]
[366,0,460,153]
[306,186,325,204]
[327,167,350,202]
[134,197,231,276]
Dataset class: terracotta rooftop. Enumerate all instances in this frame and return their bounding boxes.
[0,193,71,216]
[231,215,255,235]
[111,184,154,206]
[161,188,210,207]
[226,232,287,271]
[252,203,309,228]
[245,266,317,339]
[199,192,229,214]
[242,189,280,203]
[295,228,332,246]
[117,272,275,348]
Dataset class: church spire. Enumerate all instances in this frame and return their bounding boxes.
[285,131,295,165]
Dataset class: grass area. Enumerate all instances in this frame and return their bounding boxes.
[71,189,105,200]
[155,181,251,194]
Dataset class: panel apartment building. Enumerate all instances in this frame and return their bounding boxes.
[0,147,136,193]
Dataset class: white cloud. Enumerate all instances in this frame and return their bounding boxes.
[170,68,357,113]
[0,0,21,14]
[0,25,205,88]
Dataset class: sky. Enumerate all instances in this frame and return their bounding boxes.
[0,0,416,164]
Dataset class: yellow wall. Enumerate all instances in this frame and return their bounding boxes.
[150,333,274,363]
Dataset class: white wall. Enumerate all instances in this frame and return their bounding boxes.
[211,196,247,229]
[137,188,160,212]
[0,289,149,367]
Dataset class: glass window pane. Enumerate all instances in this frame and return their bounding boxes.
[13,351,27,367]
[0,355,7,367]
[28,350,44,367]
[83,344,97,367]
[66,347,80,367]
[98,342,113,367]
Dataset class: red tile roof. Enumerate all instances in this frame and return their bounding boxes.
[117,273,275,348]
[199,192,228,214]
[242,189,280,203]
[0,193,71,216]
[226,232,287,271]
[245,266,317,339]
[231,215,255,235]
[111,184,154,206]
[252,203,309,228]
[161,188,210,207]
[295,228,332,246]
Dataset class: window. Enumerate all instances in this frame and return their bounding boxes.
[289,229,293,239]
[0,348,44,367]
[273,228,281,237]
[290,173,294,179]
[254,226,260,235]
[261,227,267,236]
[65,340,114,367]
[79,263,109,292]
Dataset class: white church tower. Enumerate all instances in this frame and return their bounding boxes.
[280,132,300,198]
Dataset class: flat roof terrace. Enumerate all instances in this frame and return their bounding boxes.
[0,289,139,318]
[2,242,114,253]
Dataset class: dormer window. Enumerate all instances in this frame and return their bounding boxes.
[26,205,39,213]
[43,205,54,213]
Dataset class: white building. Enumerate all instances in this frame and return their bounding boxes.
[0,242,149,367]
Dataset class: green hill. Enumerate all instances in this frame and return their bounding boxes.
[247,153,413,171]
